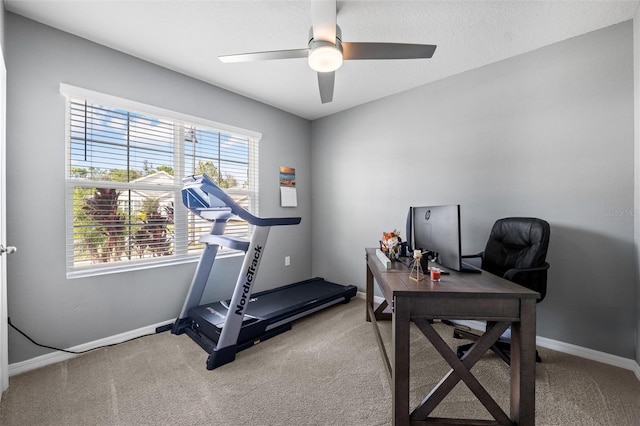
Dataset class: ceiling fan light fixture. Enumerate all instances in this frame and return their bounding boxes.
[308,41,343,72]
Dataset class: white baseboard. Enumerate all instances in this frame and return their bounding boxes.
[10,295,640,384]
[363,292,640,381]
[535,334,640,382]
[8,319,174,377]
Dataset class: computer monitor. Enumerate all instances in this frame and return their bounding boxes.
[406,204,475,272]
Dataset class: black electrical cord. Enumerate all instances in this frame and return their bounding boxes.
[8,317,160,355]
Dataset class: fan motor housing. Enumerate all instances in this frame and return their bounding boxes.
[308,25,342,46]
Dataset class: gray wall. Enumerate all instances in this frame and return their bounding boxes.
[4,12,639,365]
[5,13,312,364]
[311,21,637,359]
[0,3,5,53]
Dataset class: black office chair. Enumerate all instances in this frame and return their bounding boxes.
[453,217,550,364]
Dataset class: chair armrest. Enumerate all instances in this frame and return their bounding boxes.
[503,262,550,281]
[461,252,483,260]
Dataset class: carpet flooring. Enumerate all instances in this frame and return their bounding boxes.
[1,296,639,425]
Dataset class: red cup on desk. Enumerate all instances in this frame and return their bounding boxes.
[430,267,441,281]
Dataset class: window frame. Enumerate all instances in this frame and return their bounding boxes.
[61,84,261,278]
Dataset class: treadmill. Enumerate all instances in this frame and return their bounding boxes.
[171,175,357,370]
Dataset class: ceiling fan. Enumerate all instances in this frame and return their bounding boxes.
[219,0,437,104]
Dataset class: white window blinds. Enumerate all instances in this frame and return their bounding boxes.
[62,85,260,277]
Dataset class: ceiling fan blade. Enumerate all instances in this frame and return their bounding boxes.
[219,49,309,63]
[311,0,337,42]
[342,42,437,60]
[317,71,335,104]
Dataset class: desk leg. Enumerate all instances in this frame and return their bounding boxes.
[366,264,374,322]
[510,298,536,426]
[392,296,410,425]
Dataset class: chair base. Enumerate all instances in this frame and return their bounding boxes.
[453,327,542,365]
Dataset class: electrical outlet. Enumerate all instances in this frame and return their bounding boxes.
[285,256,291,266]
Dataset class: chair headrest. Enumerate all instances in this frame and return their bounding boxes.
[485,217,550,271]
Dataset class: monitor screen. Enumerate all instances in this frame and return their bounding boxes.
[406,204,463,271]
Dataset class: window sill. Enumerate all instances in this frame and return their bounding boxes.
[66,251,244,279]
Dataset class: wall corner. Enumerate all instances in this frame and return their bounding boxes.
[633,9,640,366]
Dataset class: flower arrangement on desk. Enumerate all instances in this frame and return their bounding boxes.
[380,230,401,261]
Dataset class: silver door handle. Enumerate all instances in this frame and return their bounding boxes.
[0,245,17,255]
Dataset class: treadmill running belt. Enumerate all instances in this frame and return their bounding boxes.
[242,278,351,319]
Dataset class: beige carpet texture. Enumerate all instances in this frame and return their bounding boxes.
[1,296,639,425]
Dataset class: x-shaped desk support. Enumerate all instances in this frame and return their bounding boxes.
[411,319,513,425]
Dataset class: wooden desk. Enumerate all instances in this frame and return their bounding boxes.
[365,248,539,425]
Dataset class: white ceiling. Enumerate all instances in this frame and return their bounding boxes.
[5,0,639,120]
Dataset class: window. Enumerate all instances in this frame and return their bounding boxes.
[62,85,261,278]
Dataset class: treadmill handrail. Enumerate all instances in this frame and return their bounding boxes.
[183,174,301,227]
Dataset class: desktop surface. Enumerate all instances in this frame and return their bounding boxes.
[368,248,538,299]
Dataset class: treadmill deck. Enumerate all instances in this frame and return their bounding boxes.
[187,277,357,345]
